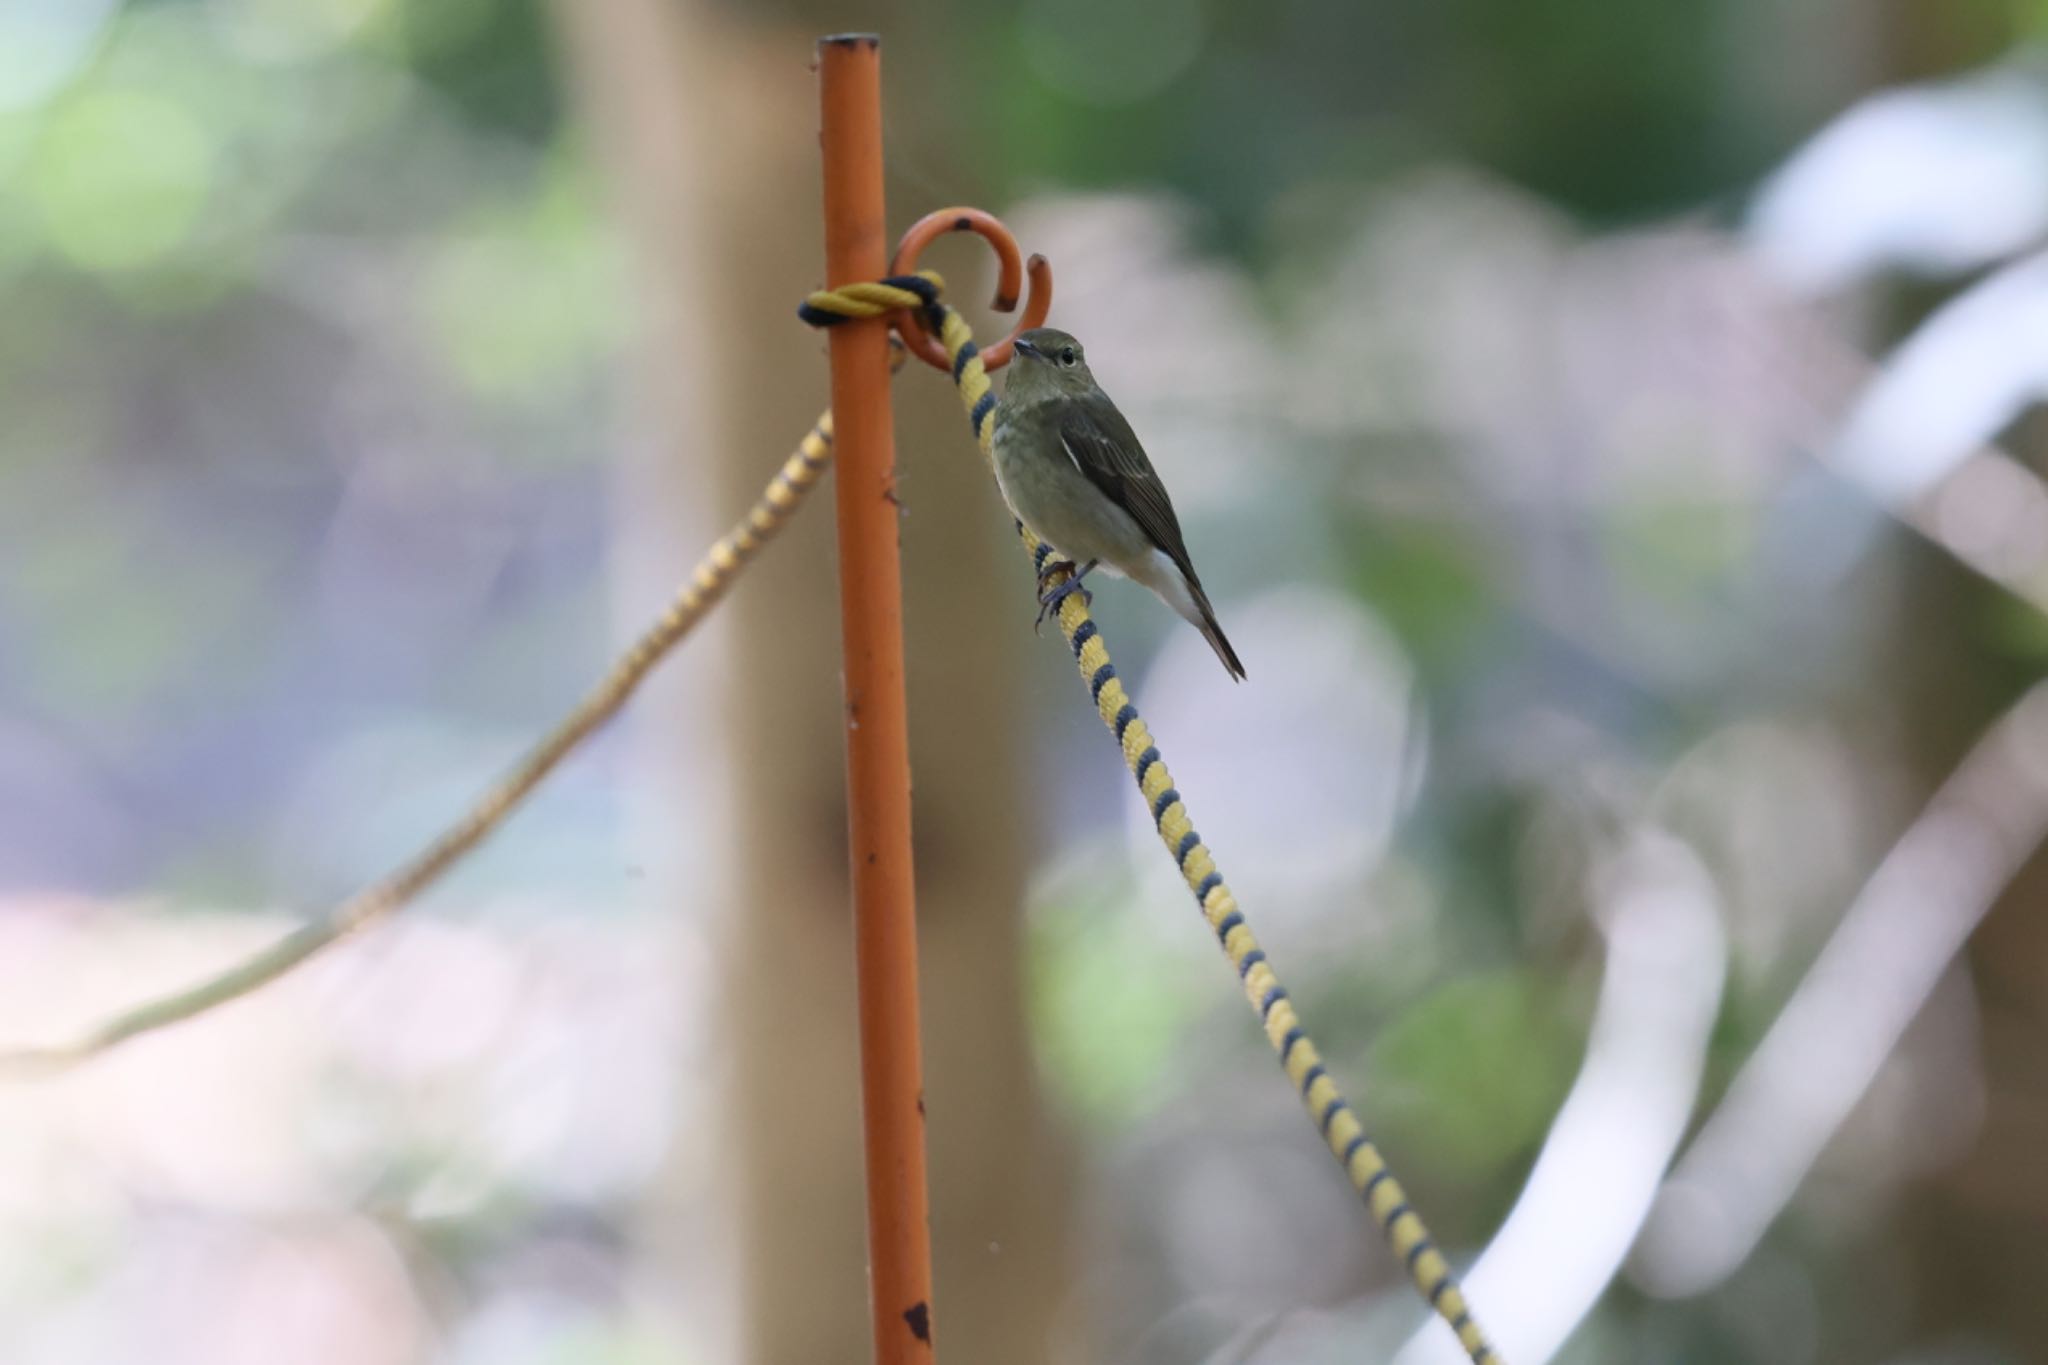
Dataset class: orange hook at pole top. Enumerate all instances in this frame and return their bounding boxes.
[816,33,936,1365]
[890,207,1054,372]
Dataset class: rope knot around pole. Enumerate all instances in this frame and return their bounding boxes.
[798,269,946,327]
[797,212,1504,1365]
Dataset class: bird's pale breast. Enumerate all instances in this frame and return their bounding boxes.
[992,400,1150,572]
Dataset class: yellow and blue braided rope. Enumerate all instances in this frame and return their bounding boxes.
[804,273,1502,1365]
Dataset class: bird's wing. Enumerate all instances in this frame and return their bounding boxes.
[1058,393,1198,580]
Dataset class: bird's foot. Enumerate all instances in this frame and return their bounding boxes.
[1034,560,1098,633]
[1034,555,1076,597]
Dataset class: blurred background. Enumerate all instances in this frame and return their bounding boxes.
[3,1,2047,1362]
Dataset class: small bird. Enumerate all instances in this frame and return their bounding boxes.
[993,327,1245,680]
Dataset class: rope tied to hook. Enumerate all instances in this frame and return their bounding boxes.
[801,269,1503,1365]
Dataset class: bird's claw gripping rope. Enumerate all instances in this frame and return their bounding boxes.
[802,265,1503,1365]
[1034,554,1072,595]
[1035,555,1096,598]
[1034,559,1095,633]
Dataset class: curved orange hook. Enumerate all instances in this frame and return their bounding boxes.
[890,207,1053,372]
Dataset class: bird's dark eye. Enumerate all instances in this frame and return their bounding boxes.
[1059,347,1077,366]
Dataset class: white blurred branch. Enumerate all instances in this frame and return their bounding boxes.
[1392,833,1727,1365]
[1829,251,2048,508]
[1737,66,2048,617]
[1748,66,2048,293]
[1719,251,2048,622]
[1633,680,2048,1297]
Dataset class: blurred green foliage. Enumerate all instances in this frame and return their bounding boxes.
[1369,968,1579,1174]
[1029,872,1200,1130]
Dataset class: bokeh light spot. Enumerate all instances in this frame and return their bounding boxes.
[29,89,215,271]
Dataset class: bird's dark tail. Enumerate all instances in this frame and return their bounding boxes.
[1183,576,1246,682]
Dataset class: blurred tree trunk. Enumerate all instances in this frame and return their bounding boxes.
[1873,3,2048,1356]
[548,5,1070,1362]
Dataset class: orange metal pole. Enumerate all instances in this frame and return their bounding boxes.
[816,33,936,1364]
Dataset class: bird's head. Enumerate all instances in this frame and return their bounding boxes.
[1008,327,1097,396]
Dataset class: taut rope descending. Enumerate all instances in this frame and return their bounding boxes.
[0,408,846,1074]
[803,270,1502,1365]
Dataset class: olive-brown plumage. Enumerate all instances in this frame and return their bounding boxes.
[993,327,1245,679]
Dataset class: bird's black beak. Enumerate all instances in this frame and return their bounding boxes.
[1013,338,1039,359]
